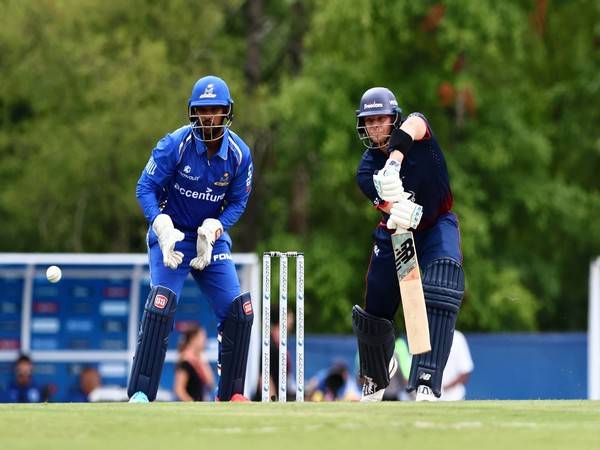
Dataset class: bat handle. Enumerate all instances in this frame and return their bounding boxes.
[392,227,409,236]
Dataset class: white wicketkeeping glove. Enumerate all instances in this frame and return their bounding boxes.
[152,214,185,270]
[190,218,223,271]
[387,193,423,231]
[373,159,405,202]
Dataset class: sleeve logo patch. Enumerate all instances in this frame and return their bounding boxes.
[154,294,168,309]
[243,301,253,315]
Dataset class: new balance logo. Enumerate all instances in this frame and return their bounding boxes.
[395,237,415,265]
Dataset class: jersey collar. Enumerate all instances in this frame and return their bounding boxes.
[194,129,231,160]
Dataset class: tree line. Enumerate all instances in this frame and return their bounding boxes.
[1,0,598,332]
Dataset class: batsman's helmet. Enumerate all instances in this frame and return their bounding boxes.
[356,87,402,149]
[188,75,234,142]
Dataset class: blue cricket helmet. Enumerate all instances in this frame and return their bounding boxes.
[356,87,402,149]
[188,76,234,142]
[188,75,234,108]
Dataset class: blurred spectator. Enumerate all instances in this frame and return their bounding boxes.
[67,366,101,402]
[174,325,215,401]
[440,330,474,400]
[307,360,361,401]
[0,354,43,403]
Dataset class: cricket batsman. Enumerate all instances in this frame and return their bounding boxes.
[128,75,254,402]
[352,87,465,401]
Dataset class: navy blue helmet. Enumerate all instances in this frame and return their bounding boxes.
[188,75,234,142]
[356,87,402,149]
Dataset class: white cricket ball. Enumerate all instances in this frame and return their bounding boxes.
[46,265,62,283]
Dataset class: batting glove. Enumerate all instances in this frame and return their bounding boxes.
[373,159,405,202]
[386,193,423,231]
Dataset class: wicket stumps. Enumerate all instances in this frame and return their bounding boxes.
[262,251,304,402]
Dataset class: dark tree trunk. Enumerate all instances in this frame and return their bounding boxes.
[245,0,263,93]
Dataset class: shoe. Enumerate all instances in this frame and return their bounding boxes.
[360,356,398,402]
[415,385,438,402]
[216,393,250,402]
[129,391,149,403]
[361,377,385,402]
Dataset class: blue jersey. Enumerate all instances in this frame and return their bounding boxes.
[137,126,253,235]
[2,382,42,403]
[356,113,454,236]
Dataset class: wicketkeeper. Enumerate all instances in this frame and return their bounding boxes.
[128,75,254,402]
[353,87,465,401]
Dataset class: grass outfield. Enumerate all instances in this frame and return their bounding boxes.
[1,401,599,450]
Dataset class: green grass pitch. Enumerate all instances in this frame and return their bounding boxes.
[1,401,599,450]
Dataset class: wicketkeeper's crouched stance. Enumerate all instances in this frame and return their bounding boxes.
[128,75,255,402]
[353,86,465,401]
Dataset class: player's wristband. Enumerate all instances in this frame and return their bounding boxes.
[388,129,413,156]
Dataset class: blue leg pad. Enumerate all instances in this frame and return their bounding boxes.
[407,258,464,397]
[127,286,177,401]
[217,292,254,401]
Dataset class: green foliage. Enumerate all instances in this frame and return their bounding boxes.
[1,0,598,332]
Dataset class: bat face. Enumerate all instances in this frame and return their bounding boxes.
[392,230,431,355]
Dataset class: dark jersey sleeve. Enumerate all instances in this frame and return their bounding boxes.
[400,127,453,231]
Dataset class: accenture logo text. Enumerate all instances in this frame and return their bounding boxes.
[364,102,384,109]
[173,183,226,202]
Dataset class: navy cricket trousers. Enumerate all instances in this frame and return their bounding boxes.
[364,212,462,321]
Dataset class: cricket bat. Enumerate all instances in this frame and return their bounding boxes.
[392,229,431,354]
